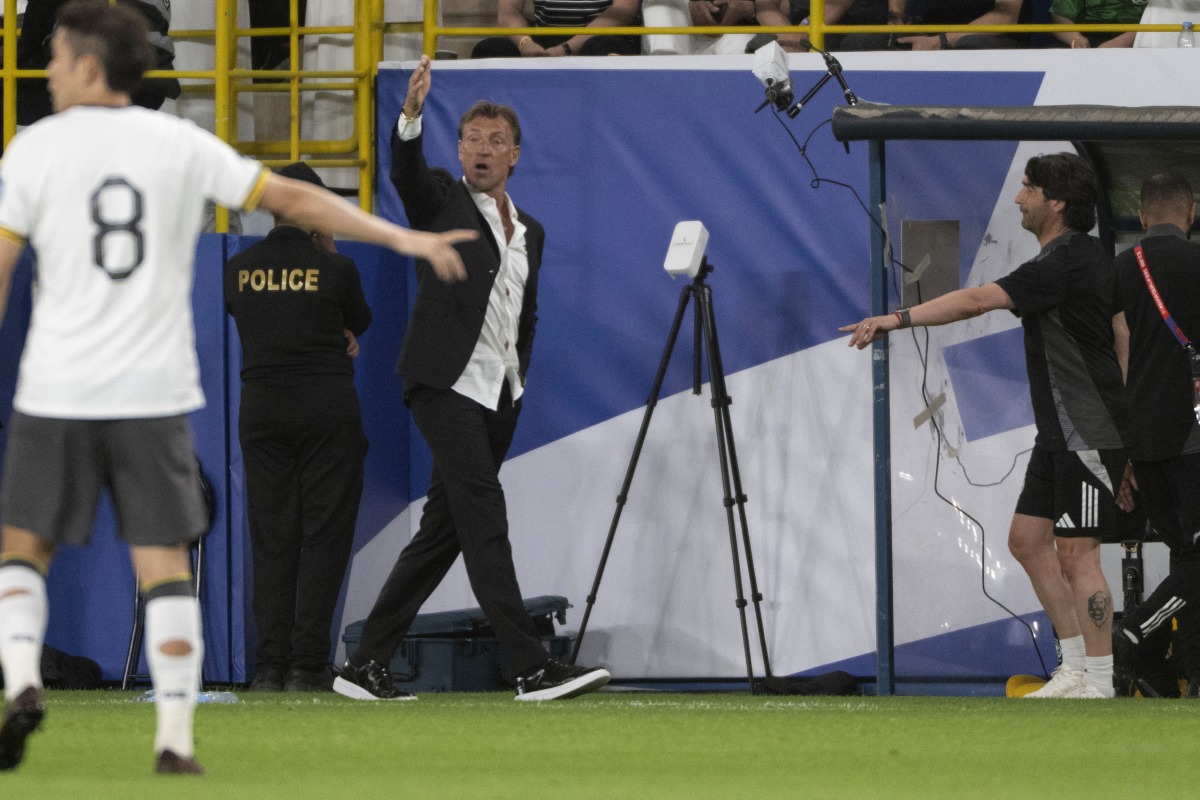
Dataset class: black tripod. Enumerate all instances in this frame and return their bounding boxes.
[569,260,773,691]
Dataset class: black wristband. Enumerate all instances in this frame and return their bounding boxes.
[939,33,950,49]
[562,41,573,56]
[898,308,912,328]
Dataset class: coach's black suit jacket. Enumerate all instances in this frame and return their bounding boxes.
[390,128,544,389]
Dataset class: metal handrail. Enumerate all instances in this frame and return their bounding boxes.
[419,0,1193,53]
[423,23,1195,49]
[0,0,375,231]
[1,0,1196,229]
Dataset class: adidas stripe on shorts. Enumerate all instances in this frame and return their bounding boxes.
[1015,444,1145,540]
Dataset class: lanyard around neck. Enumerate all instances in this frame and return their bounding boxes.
[1134,243,1193,350]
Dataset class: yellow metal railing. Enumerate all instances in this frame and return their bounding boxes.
[205,0,380,228]
[423,20,1196,53]
[421,0,1191,54]
[2,0,21,146]
[0,0,380,231]
[0,0,1195,230]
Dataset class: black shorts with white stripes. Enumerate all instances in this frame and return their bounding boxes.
[1015,444,1146,541]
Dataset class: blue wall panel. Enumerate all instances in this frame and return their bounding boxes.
[375,66,1043,476]
[0,62,1064,684]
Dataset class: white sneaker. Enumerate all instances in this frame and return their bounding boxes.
[1065,681,1114,699]
[1024,666,1085,698]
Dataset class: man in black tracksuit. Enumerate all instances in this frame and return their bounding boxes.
[225,162,371,692]
[1112,172,1200,696]
[842,153,1136,698]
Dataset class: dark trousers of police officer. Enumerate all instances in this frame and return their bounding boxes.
[241,381,368,676]
[352,379,550,682]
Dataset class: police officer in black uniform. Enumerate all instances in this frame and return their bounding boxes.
[225,162,371,692]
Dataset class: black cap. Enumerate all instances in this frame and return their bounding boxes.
[277,161,326,189]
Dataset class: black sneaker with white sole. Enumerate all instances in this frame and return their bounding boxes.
[333,659,417,701]
[514,658,610,701]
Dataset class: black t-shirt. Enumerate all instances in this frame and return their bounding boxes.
[919,0,1017,24]
[225,226,372,389]
[791,0,887,25]
[1113,225,1200,461]
[994,231,1127,452]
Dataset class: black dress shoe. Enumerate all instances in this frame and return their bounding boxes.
[0,686,45,771]
[248,666,286,692]
[514,658,610,701]
[332,659,416,701]
[284,665,336,692]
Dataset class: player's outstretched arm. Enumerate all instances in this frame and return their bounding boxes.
[838,282,1014,349]
[258,174,474,283]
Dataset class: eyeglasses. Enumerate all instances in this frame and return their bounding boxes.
[462,133,513,150]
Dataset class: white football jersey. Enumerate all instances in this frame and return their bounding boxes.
[0,105,267,418]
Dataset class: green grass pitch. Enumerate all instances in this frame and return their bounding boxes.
[3,690,1199,799]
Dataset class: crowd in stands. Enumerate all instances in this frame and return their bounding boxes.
[5,0,1194,90]
[465,0,1200,57]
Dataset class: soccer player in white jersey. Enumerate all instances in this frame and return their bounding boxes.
[0,0,472,776]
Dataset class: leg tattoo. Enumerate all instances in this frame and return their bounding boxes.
[1088,591,1112,629]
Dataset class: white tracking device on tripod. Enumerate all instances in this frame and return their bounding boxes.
[663,220,709,279]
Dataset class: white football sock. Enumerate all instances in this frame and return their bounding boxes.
[1059,635,1086,672]
[145,595,202,758]
[1084,655,1115,697]
[0,563,47,701]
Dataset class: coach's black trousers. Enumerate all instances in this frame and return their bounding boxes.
[354,382,548,681]
[241,382,367,672]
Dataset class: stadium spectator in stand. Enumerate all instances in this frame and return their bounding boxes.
[756,0,1028,52]
[334,55,612,703]
[0,0,471,775]
[225,162,372,695]
[643,0,779,56]
[471,0,641,57]
[840,154,1141,699]
[16,0,180,124]
[1051,0,1146,47]
[247,0,306,71]
[1110,173,1200,697]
